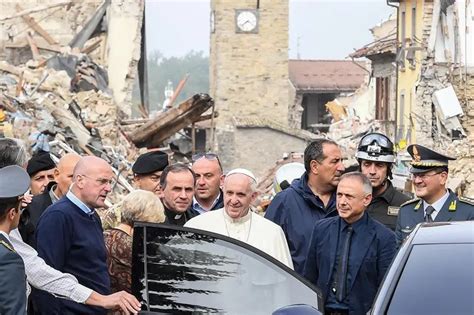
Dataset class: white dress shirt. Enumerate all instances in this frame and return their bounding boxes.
[9,228,92,303]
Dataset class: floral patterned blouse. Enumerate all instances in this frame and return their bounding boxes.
[103,228,132,294]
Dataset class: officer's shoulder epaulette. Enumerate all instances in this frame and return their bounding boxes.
[400,197,420,207]
[458,196,474,206]
[0,240,14,252]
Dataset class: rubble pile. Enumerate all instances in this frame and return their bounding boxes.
[0,1,217,220]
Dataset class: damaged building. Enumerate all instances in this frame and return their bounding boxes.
[353,0,474,196]
[0,1,217,210]
[350,16,398,139]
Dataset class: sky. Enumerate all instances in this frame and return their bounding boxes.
[145,0,395,60]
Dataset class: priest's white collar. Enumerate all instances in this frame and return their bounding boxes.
[222,208,252,224]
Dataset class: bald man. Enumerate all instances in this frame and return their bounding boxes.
[34,156,115,314]
[20,153,81,247]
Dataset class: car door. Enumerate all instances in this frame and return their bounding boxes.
[132,222,324,315]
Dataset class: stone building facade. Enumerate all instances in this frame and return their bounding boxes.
[210,0,292,172]
[210,0,289,126]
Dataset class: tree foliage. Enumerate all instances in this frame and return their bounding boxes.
[133,50,209,114]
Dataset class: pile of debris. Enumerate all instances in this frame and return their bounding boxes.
[0,2,216,219]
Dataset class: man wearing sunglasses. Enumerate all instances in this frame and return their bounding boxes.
[356,133,410,231]
[395,144,474,245]
[190,153,224,216]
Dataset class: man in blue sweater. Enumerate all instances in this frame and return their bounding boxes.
[35,156,115,314]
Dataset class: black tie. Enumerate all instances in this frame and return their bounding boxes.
[425,206,435,222]
[335,225,353,302]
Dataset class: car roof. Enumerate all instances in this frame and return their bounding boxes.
[411,221,474,245]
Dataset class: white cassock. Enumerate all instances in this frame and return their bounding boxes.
[185,208,294,269]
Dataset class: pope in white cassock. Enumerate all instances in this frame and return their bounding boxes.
[185,168,294,269]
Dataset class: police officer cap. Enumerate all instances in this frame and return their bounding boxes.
[26,152,56,177]
[132,151,169,175]
[0,165,30,198]
[407,144,456,173]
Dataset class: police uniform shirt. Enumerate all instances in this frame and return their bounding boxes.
[423,190,450,221]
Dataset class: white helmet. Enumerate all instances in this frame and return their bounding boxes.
[274,162,305,193]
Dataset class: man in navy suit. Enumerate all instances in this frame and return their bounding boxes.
[395,144,474,245]
[303,172,396,315]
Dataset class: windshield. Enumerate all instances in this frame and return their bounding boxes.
[387,243,474,315]
[132,223,323,315]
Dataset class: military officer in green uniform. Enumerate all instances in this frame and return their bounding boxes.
[356,133,410,231]
[395,144,474,245]
[0,165,31,315]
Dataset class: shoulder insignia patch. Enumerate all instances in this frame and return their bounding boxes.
[387,206,399,216]
[0,240,14,252]
[400,198,420,207]
[459,196,474,206]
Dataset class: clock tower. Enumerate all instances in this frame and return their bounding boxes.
[209,0,290,128]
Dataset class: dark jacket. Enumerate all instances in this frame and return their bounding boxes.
[19,182,56,247]
[303,213,396,315]
[0,234,27,315]
[395,190,474,245]
[188,189,224,216]
[164,206,196,226]
[264,173,337,275]
[366,181,410,231]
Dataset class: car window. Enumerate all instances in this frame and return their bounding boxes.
[132,223,323,315]
[386,243,474,315]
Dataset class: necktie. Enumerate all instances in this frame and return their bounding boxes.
[335,225,353,302]
[425,206,435,222]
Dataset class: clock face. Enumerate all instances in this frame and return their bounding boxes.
[236,10,258,33]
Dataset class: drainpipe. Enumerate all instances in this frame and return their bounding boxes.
[387,0,400,143]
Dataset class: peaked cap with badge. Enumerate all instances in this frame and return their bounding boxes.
[395,145,474,246]
[132,151,169,175]
[407,144,456,173]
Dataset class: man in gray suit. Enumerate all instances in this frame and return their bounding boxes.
[0,165,31,315]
